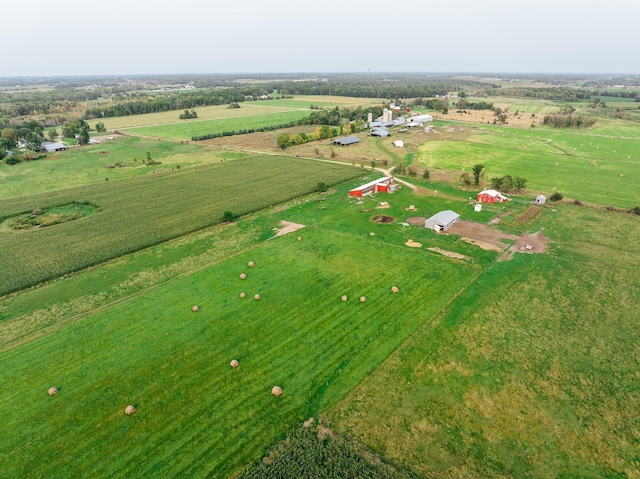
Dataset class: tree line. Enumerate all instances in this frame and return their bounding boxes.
[542,114,597,129]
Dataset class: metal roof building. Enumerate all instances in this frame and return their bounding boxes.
[425,210,460,232]
[332,136,361,146]
[41,142,67,153]
[370,128,390,137]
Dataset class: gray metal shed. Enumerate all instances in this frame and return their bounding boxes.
[332,136,361,146]
[425,210,460,232]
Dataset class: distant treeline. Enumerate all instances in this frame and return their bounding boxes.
[542,114,597,129]
[191,121,302,141]
[487,87,594,102]
[83,90,245,119]
[0,90,101,118]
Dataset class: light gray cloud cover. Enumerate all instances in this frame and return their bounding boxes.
[2,0,638,76]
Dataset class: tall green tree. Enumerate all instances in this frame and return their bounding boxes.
[472,164,485,186]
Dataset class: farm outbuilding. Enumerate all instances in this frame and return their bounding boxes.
[41,141,66,153]
[425,210,460,233]
[332,136,361,146]
[370,128,390,138]
[476,189,509,204]
[534,194,546,205]
[349,176,395,197]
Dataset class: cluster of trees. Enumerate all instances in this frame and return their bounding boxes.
[455,99,494,110]
[1,119,46,153]
[490,175,527,193]
[542,114,597,129]
[179,109,198,119]
[277,125,349,149]
[62,119,90,144]
[0,90,101,118]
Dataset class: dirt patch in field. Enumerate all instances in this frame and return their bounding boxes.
[274,220,306,237]
[432,106,545,128]
[427,247,471,261]
[461,237,506,252]
[405,239,422,248]
[405,217,427,226]
[203,126,313,151]
[448,220,518,248]
[371,215,395,224]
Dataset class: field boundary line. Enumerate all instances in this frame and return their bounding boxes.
[324,251,506,420]
[0,239,270,354]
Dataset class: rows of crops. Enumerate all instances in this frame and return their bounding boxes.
[0,156,360,296]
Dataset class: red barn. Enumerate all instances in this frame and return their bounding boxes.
[349,176,395,197]
[476,189,509,204]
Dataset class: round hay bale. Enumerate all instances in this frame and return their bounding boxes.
[297,236,302,241]
[192,305,200,312]
[248,261,255,268]
[48,387,59,396]
[240,292,247,299]
[240,273,247,280]
[125,405,136,415]
[360,296,366,303]
[391,286,400,293]
[254,294,261,300]
[620,174,624,177]
[230,359,239,368]
[271,386,283,397]
[341,295,348,302]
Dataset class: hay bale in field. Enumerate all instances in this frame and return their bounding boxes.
[230,359,239,368]
[271,386,283,397]
[240,292,247,299]
[341,295,348,302]
[48,387,59,396]
[360,296,366,303]
[297,236,302,241]
[254,294,261,300]
[391,286,400,293]
[240,273,247,280]
[125,405,136,415]
[192,305,200,312]
[248,261,255,268]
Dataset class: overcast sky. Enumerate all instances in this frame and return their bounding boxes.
[2,0,638,76]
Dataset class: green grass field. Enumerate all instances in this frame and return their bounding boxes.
[0,226,476,478]
[331,205,640,478]
[0,156,359,296]
[0,137,232,199]
[125,110,314,140]
[416,126,640,207]
[87,104,303,131]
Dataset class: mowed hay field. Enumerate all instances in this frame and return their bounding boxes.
[87,103,304,131]
[416,125,640,207]
[0,229,477,478]
[331,206,640,478]
[125,110,314,140]
[0,156,359,296]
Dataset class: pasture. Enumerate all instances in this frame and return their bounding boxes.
[125,110,315,140]
[0,136,235,199]
[331,205,640,478]
[0,156,359,296]
[0,227,476,478]
[415,125,640,208]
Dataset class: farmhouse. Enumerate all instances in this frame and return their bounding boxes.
[349,176,396,197]
[476,189,509,204]
[425,210,460,232]
[332,136,361,146]
[41,141,67,153]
